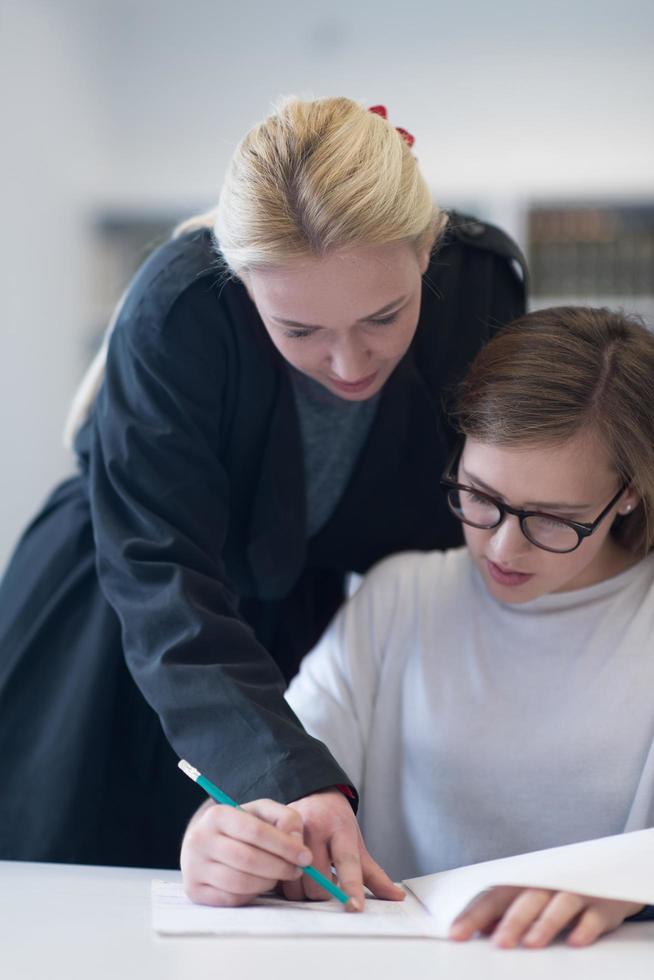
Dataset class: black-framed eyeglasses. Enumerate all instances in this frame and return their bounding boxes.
[440,444,629,554]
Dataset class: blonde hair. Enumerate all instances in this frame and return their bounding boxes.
[213,96,444,273]
[65,96,446,447]
[452,306,654,555]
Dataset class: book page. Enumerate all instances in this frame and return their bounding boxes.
[404,828,654,936]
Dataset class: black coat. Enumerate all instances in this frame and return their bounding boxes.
[0,215,526,867]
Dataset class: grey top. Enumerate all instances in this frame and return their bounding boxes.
[289,368,380,537]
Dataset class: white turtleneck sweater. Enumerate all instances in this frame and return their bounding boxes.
[286,547,654,882]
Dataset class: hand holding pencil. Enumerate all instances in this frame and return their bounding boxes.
[179,761,404,912]
[180,793,324,909]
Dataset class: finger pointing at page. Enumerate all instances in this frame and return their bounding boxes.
[286,790,405,908]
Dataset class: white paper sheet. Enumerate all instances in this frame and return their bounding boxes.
[405,828,654,936]
[152,829,654,939]
[151,881,440,937]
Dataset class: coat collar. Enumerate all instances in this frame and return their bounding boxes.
[245,364,307,599]
[244,342,435,598]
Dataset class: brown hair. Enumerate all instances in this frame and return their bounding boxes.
[453,306,654,554]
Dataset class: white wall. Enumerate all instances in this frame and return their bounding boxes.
[1,0,653,569]
[1,2,111,566]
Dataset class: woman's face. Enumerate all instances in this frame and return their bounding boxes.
[460,435,639,604]
[244,241,429,401]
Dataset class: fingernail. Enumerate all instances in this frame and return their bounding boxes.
[297,849,312,866]
[449,922,467,940]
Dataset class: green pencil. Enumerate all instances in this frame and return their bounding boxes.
[178,759,357,910]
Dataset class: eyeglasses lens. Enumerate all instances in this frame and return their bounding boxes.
[448,489,501,528]
[522,515,579,552]
[449,490,580,553]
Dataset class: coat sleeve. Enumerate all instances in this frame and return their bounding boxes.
[625,905,654,921]
[88,278,352,806]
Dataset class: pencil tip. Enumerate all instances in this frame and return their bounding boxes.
[345,898,362,913]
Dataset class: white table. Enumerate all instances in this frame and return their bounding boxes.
[1,861,652,980]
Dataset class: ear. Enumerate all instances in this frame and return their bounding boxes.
[619,488,640,516]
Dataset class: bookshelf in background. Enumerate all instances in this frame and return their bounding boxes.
[527,202,654,326]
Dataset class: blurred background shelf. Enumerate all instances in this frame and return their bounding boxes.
[528,202,654,322]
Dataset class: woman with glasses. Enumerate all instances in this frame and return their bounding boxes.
[181,305,654,947]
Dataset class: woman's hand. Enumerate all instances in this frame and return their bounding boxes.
[449,885,644,948]
[284,789,405,910]
[181,798,313,907]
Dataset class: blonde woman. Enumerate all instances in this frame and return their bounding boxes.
[0,97,524,898]
[181,306,654,944]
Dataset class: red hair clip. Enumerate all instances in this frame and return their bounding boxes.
[368,105,415,148]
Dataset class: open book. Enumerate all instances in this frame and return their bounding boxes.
[152,828,653,938]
